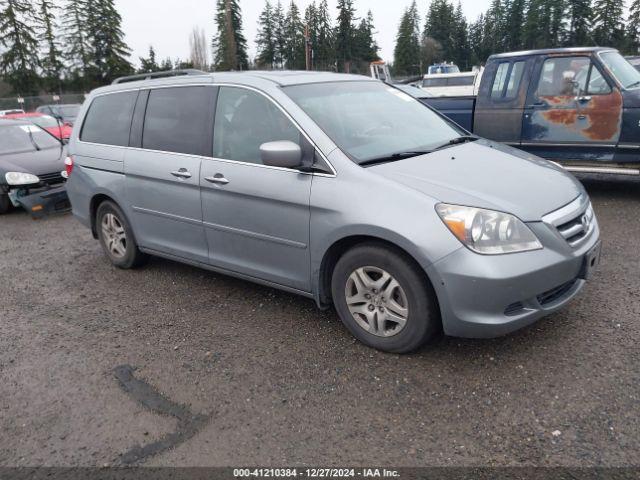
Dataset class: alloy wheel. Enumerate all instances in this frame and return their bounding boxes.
[345,266,409,337]
[101,213,127,259]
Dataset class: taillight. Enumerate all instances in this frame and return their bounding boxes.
[64,156,74,177]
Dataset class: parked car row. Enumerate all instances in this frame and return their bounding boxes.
[62,68,600,354]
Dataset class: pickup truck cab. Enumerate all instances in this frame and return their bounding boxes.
[423,47,640,175]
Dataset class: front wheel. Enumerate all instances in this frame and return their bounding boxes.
[96,201,147,269]
[331,243,440,353]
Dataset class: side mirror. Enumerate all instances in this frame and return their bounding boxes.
[260,141,302,169]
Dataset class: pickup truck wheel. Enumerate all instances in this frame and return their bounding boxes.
[331,243,440,353]
[96,201,147,269]
[0,193,11,214]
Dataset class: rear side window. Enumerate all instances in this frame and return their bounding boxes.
[80,92,137,146]
[504,61,526,98]
[142,87,213,156]
[491,61,526,99]
[491,63,510,98]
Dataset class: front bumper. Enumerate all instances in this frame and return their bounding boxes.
[426,213,601,338]
[9,185,71,218]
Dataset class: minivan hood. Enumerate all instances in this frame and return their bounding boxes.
[369,140,584,221]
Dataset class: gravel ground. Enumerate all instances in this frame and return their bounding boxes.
[0,174,638,467]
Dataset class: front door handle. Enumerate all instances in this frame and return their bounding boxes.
[577,95,592,103]
[171,168,192,179]
[204,174,229,185]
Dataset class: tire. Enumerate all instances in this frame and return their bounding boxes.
[0,193,11,214]
[96,200,147,269]
[331,243,440,353]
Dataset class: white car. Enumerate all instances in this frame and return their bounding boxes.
[421,70,483,97]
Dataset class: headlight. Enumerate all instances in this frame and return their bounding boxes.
[5,172,40,186]
[436,203,542,255]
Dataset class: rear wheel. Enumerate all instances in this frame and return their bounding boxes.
[96,201,147,269]
[331,243,440,353]
[0,193,11,214]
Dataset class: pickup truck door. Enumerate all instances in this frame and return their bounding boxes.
[474,58,529,144]
[521,54,622,161]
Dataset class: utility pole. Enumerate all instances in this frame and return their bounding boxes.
[305,24,312,70]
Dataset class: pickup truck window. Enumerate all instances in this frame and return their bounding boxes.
[587,67,612,94]
[491,61,525,99]
[600,51,640,89]
[537,57,590,97]
[491,63,509,98]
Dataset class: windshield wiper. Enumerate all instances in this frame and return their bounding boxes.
[431,135,478,152]
[26,129,41,151]
[626,80,640,89]
[359,150,432,166]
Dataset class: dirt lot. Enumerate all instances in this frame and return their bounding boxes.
[0,174,638,467]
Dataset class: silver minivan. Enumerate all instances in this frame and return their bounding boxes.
[66,70,601,353]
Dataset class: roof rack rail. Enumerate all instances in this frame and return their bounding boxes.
[112,69,208,85]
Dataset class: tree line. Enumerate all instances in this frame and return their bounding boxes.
[393,0,640,76]
[0,0,132,95]
[1,0,639,96]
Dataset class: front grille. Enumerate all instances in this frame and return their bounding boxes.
[556,204,594,246]
[38,172,65,185]
[542,196,595,248]
[537,279,577,306]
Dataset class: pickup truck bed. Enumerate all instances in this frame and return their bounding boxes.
[421,96,475,132]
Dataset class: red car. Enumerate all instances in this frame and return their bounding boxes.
[2,112,73,141]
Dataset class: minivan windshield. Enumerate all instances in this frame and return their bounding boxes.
[284,81,463,164]
[600,51,640,89]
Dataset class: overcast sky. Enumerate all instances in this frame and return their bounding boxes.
[114,0,491,67]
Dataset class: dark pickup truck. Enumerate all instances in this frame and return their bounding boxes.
[421,47,640,175]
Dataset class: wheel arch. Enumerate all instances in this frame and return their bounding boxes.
[315,233,442,314]
[89,193,120,239]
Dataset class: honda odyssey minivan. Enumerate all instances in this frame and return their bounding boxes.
[66,70,601,353]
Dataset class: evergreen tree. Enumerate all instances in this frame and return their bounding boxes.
[592,0,626,48]
[566,0,593,46]
[0,0,41,94]
[315,0,334,71]
[335,0,356,72]
[62,0,90,84]
[273,0,286,68]
[393,1,420,76]
[256,0,277,68]
[37,0,64,92]
[283,0,305,69]
[504,0,525,51]
[160,57,174,71]
[353,10,379,66]
[212,0,249,70]
[628,0,640,53]
[139,46,159,73]
[452,2,469,69]
[469,14,487,65]
[84,0,133,84]
[424,0,456,63]
[484,0,506,53]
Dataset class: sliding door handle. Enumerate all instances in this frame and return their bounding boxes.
[205,174,229,185]
[171,169,192,179]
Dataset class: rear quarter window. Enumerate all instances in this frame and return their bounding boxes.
[80,91,138,146]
